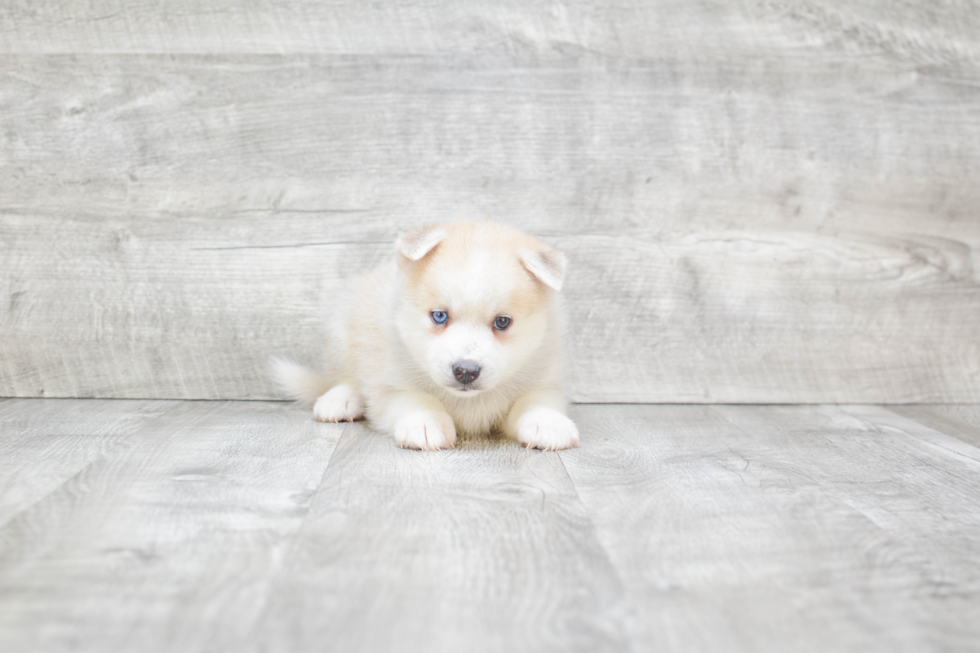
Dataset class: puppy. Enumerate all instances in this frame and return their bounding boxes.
[272,220,579,451]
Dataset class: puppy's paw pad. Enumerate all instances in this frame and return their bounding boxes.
[394,411,456,451]
[517,408,580,451]
[313,385,364,423]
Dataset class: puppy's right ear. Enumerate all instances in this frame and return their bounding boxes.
[396,225,448,262]
[519,247,567,292]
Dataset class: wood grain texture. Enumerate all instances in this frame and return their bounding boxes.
[0,400,343,653]
[0,398,177,527]
[253,422,635,653]
[560,403,980,652]
[4,399,980,651]
[840,404,980,464]
[2,1,980,402]
[2,1,978,60]
[888,405,980,448]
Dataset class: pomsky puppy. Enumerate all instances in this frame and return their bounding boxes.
[272,220,579,451]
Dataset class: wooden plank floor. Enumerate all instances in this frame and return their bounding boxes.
[1,400,979,652]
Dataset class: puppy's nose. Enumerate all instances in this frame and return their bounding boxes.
[452,360,481,385]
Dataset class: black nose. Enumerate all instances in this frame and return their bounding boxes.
[452,360,481,385]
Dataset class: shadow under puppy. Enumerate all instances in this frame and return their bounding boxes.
[273,220,579,451]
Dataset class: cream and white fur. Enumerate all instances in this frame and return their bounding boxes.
[272,221,579,451]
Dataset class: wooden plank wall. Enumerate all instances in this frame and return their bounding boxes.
[1,1,979,402]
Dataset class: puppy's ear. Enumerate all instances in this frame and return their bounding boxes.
[396,225,448,261]
[519,247,567,292]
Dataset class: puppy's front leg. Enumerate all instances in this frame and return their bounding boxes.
[505,389,580,451]
[381,391,456,451]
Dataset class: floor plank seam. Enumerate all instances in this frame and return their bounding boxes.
[846,406,980,466]
[554,448,645,645]
[241,419,352,640]
[0,401,185,533]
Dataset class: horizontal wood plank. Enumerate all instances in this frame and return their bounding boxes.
[3,213,978,401]
[3,1,975,59]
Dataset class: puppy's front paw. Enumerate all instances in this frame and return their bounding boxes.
[394,410,456,451]
[516,407,580,451]
[313,384,364,423]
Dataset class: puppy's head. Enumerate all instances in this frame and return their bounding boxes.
[395,221,565,397]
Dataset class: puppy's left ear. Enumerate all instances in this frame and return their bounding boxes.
[519,247,567,292]
[396,225,448,261]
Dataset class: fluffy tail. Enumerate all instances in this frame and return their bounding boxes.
[269,356,334,406]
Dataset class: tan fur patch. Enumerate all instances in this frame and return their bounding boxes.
[401,221,554,325]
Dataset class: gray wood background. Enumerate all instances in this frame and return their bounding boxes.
[2,1,979,402]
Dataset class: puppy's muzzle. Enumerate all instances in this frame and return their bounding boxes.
[452,360,481,385]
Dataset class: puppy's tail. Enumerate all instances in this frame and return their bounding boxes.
[269,356,334,406]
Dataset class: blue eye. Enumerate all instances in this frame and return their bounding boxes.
[431,310,449,325]
[493,316,511,330]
